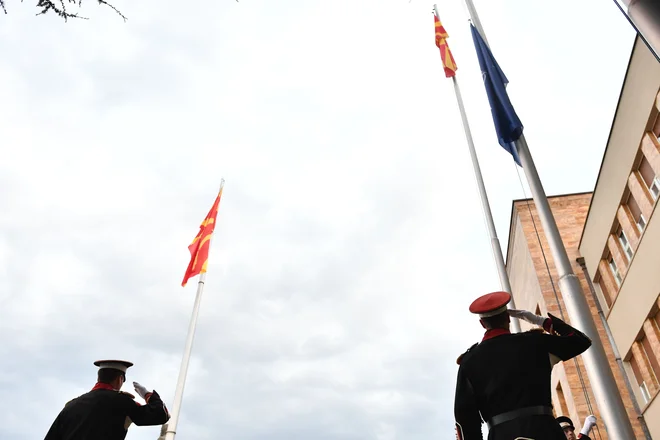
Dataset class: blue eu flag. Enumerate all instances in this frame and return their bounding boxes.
[470,24,523,166]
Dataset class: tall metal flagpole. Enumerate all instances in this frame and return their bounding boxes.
[163,272,208,440]
[163,180,224,440]
[612,0,660,63]
[462,1,636,438]
[515,138,635,439]
[433,4,520,333]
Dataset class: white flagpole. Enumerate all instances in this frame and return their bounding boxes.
[162,273,207,440]
[462,1,636,438]
[163,180,224,440]
[612,0,660,62]
[433,4,521,333]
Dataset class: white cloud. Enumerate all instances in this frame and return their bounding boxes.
[0,0,636,439]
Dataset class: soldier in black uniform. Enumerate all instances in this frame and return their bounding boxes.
[556,415,597,440]
[44,359,170,440]
[454,291,592,440]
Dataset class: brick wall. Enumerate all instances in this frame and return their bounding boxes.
[629,172,655,222]
[511,193,645,439]
[617,204,641,251]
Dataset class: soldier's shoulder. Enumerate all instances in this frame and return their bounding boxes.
[520,327,546,336]
[525,328,545,334]
[456,342,479,365]
[63,396,79,408]
[114,391,139,405]
[66,389,95,404]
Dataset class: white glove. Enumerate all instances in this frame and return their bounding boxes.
[133,381,150,400]
[580,414,597,435]
[158,423,168,440]
[507,309,546,327]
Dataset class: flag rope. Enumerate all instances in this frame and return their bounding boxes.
[512,161,603,440]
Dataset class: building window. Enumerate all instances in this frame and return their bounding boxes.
[556,382,568,416]
[594,280,612,310]
[630,352,653,404]
[617,226,634,261]
[638,155,660,201]
[653,312,660,336]
[627,194,647,233]
[653,114,660,140]
[642,334,660,383]
[596,279,613,308]
[651,307,660,346]
[652,180,660,201]
[608,255,623,286]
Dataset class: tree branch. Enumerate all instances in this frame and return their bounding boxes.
[98,0,125,21]
[1,0,126,20]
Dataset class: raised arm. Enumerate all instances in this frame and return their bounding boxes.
[508,309,591,361]
[125,382,171,426]
[541,313,592,361]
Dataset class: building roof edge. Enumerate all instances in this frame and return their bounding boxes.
[578,34,640,250]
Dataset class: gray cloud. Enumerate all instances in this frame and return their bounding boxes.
[0,0,636,439]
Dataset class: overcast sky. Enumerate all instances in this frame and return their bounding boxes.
[0,0,636,439]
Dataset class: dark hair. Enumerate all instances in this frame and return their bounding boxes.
[480,311,510,329]
[97,368,125,384]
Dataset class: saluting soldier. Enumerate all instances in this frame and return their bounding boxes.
[454,291,592,440]
[44,359,170,440]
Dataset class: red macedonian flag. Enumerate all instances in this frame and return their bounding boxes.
[434,14,457,78]
[181,187,223,287]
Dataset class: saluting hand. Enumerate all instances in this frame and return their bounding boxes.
[133,381,150,400]
[581,414,597,435]
[507,309,546,327]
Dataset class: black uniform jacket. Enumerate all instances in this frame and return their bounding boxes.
[454,313,592,440]
[44,383,170,440]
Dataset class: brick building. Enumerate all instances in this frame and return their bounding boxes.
[506,193,645,439]
[504,34,660,439]
[578,34,660,439]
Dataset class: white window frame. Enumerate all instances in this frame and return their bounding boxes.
[593,281,611,312]
[641,380,652,404]
[637,214,647,233]
[650,177,660,201]
[618,229,633,261]
[609,257,623,286]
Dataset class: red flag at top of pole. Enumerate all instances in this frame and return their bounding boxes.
[181,186,223,287]
[434,14,457,78]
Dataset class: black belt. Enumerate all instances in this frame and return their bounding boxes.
[486,405,554,430]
